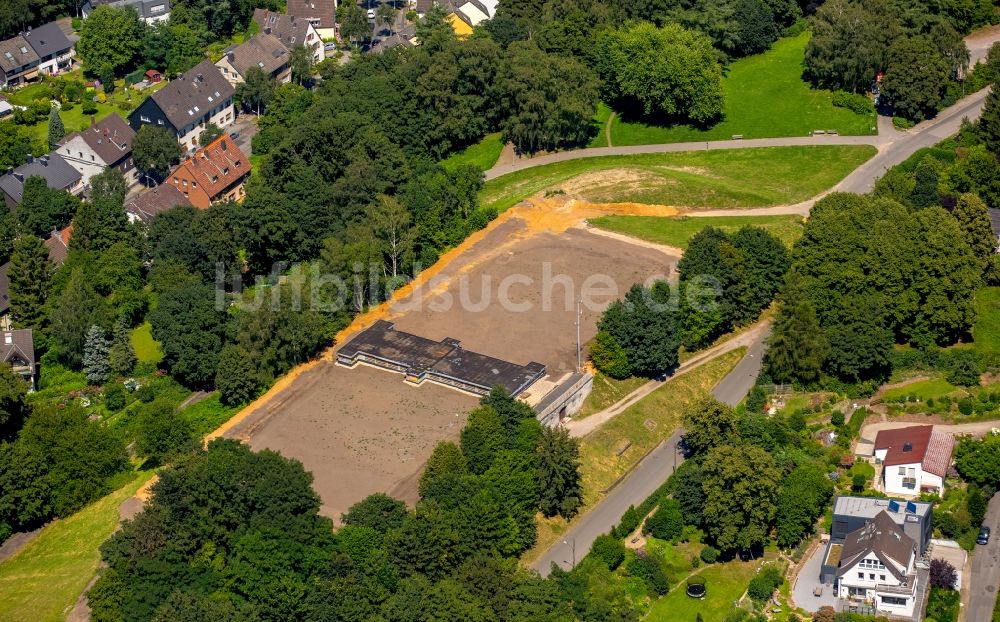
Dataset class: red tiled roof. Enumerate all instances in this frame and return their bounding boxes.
[125,184,191,223]
[171,135,249,201]
[875,425,933,467]
[43,224,72,265]
[922,431,955,477]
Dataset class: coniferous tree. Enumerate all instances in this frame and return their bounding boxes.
[419,441,469,498]
[83,325,110,384]
[952,192,996,279]
[49,267,106,368]
[765,278,828,384]
[108,316,136,377]
[979,87,1000,153]
[47,106,65,150]
[215,344,258,406]
[910,158,941,209]
[536,426,582,518]
[8,235,52,332]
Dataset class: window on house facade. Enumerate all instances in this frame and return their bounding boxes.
[858,572,864,579]
[869,573,875,580]
[140,115,150,122]
[880,575,885,581]
[881,596,908,606]
[898,467,906,475]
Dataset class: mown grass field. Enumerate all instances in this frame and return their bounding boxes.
[579,349,744,506]
[575,373,647,419]
[973,287,1000,355]
[883,377,960,402]
[441,132,505,171]
[588,214,805,250]
[0,472,154,622]
[480,145,875,214]
[130,321,163,365]
[644,558,764,621]
[609,33,875,146]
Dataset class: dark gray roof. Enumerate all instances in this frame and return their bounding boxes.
[222,34,289,78]
[337,320,546,395]
[125,184,190,223]
[253,9,314,50]
[62,114,135,166]
[22,22,73,58]
[836,511,915,581]
[0,35,39,73]
[0,329,35,371]
[286,0,336,28]
[148,59,233,129]
[0,154,81,204]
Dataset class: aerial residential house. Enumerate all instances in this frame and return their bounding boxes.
[0,329,36,388]
[57,114,138,187]
[82,0,171,23]
[0,35,40,88]
[127,60,235,151]
[21,22,75,76]
[215,34,291,86]
[0,154,84,210]
[286,0,338,40]
[253,9,324,64]
[124,183,190,224]
[165,135,250,209]
[830,511,922,618]
[874,425,955,496]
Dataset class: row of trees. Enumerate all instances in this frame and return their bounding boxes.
[765,191,984,389]
[86,391,617,621]
[591,226,788,379]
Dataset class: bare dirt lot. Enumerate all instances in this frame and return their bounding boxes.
[222,197,681,521]
[225,362,477,520]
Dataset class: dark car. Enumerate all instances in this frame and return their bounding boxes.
[978,526,991,545]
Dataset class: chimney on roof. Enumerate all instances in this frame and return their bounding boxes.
[196,73,203,83]
[264,26,272,35]
[26,155,32,164]
[13,172,23,182]
[903,442,912,452]
[40,155,48,166]
[220,139,227,151]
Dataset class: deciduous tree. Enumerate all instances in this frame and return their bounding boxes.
[701,444,780,551]
[536,426,582,518]
[133,125,182,182]
[77,5,142,76]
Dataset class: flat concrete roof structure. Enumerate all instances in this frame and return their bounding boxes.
[337,320,545,397]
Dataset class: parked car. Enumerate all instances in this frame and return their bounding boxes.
[324,42,337,51]
[977,526,991,545]
[366,8,376,18]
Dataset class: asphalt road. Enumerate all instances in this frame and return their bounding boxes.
[531,328,768,576]
[966,493,1000,622]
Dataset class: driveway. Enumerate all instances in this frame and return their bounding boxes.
[229,114,260,156]
[792,544,839,613]
[965,493,1000,622]
[532,328,769,575]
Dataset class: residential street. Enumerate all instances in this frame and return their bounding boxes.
[532,328,768,575]
[966,493,1000,622]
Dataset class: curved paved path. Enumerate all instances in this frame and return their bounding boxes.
[487,86,993,217]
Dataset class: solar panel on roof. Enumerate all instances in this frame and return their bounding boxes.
[888,500,900,512]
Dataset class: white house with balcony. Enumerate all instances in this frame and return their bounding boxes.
[874,425,954,496]
[834,511,920,618]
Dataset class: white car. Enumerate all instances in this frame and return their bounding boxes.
[366,8,376,18]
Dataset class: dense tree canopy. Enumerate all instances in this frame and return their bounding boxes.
[596,22,724,123]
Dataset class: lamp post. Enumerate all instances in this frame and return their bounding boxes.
[563,538,576,567]
[673,439,679,471]
[575,297,582,371]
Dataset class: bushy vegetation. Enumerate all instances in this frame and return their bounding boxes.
[86,390,611,621]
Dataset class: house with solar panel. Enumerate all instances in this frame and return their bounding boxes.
[127,60,235,151]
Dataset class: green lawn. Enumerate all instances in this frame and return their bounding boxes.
[131,321,163,365]
[575,372,647,419]
[480,145,876,213]
[589,102,613,148]
[180,392,238,436]
[883,378,959,402]
[588,214,805,250]
[609,32,876,146]
[579,349,743,505]
[644,559,761,621]
[973,287,1000,355]
[441,132,505,171]
[0,472,153,622]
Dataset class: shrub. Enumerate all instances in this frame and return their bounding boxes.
[958,398,974,416]
[626,554,669,595]
[747,565,783,602]
[135,384,155,403]
[893,116,914,130]
[929,558,957,589]
[830,410,845,427]
[615,505,641,538]
[852,473,865,492]
[926,586,960,622]
[832,91,874,115]
[590,331,631,379]
[700,545,719,564]
[591,534,626,570]
[643,499,683,540]
[103,383,127,411]
[81,100,98,115]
